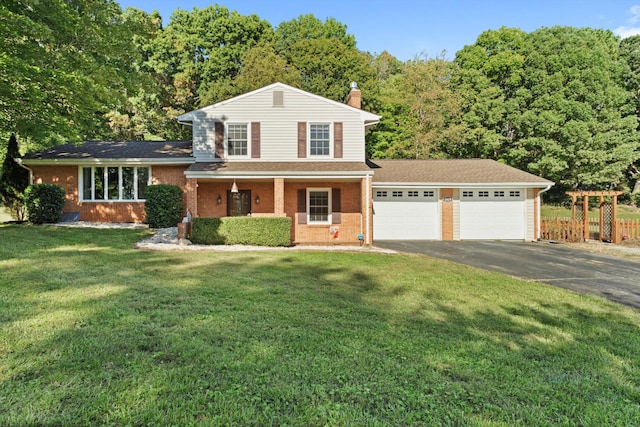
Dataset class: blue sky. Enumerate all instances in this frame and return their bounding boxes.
[118,0,640,60]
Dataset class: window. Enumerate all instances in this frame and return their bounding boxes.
[376,190,387,198]
[308,189,330,223]
[408,191,419,197]
[227,123,248,156]
[423,190,435,197]
[509,190,521,197]
[309,123,330,156]
[494,191,505,197]
[81,166,150,201]
[462,191,473,198]
[392,191,403,197]
[479,191,489,197]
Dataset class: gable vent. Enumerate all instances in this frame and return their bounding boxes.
[273,90,284,107]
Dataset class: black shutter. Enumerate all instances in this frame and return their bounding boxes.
[332,188,341,224]
[297,189,307,224]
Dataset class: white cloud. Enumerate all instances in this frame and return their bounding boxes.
[631,5,640,23]
[614,26,640,38]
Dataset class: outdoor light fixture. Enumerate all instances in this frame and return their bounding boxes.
[255,195,260,204]
[216,195,222,204]
[231,179,238,193]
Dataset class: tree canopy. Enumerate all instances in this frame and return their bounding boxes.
[2,2,640,202]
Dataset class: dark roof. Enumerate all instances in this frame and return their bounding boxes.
[22,140,193,161]
[186,161,372,174]
[368,159,553,185]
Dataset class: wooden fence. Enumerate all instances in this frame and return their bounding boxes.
[541,217,640,242]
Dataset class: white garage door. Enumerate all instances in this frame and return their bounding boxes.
[459,189,525,240]
[373,188,440,240]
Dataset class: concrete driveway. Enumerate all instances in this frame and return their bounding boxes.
[374,240,640,309]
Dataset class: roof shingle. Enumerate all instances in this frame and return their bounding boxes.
[368,159,552,184]
[22,140,193,161]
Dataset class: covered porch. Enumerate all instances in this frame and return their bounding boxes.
[183,162,373,245]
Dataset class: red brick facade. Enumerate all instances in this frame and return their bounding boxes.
[30,164,189,223]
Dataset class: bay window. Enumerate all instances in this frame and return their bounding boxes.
[81,166,150,201]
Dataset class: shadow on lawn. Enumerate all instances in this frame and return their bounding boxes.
[2,227,640,424]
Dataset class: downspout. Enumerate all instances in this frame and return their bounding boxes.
[536,184,554,240]
[366,173,371,245]
[15,158,33,185]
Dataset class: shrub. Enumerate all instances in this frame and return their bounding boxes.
[24,184,65,224]
[191,217,292,246]
[144,184,184,228]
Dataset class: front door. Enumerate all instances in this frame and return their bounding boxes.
[227,190,251,216]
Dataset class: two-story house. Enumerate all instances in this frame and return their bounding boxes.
[20,82,553,244]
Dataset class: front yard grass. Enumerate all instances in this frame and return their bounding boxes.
[1,225,639,426]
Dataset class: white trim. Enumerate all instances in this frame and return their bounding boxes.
[22,158,192,166]
[79,165,151,202]
[177,82,381,123]
[373,182,552,189]
[307,122,332,158]
[185,171,374,179]
[225,122,251,159]
[307,187,332,225]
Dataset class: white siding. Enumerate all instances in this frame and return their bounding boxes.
[191,86,367,162]
[526,188,535,241]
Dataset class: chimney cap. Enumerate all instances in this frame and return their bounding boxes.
[350,81,358,90]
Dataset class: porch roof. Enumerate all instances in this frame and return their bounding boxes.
[185,161,373,178]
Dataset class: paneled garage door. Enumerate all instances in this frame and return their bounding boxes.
[459,188,525,240]
[373,188,440,240]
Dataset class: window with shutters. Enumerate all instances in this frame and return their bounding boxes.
[226,123,249,157]
[309,123,331,156]
[307,188,331,224]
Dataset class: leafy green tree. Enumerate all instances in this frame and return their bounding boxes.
[0,134,29,220]
[274,14,376,104]
[513,27,639,195]
[273,14,356,53]
[452,26,640,198]
[368,53,461,159]
[451,27,528,158]
[0,1,152,146]
[148,5,273,110]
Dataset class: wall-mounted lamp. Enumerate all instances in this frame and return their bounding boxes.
[231,179,238,193]
[216,195,222,204]
[255,195,260,204]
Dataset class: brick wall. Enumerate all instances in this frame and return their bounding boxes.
[285,181,364,244]
[441,188,454,240]
[30,164,189,223]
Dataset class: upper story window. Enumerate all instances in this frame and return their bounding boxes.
[309,123,331,156]
[227,123,248,157]
[81,166,150,201]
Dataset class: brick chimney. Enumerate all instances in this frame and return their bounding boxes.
[346,82,361,109]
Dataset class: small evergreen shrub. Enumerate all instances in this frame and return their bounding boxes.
[24,184,65,224]
[191,217,292,246]
[144,184,184,228]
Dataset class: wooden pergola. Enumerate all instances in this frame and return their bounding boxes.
[567,191,625,243]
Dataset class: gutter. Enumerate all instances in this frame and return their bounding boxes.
[15,158,34,185]
[536,183,555,240]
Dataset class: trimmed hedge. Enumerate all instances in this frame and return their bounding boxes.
[144,184,184,228]
[24,184,65,224]
[191,217,292,246]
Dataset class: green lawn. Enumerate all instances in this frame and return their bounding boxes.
[1,226,639,426]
